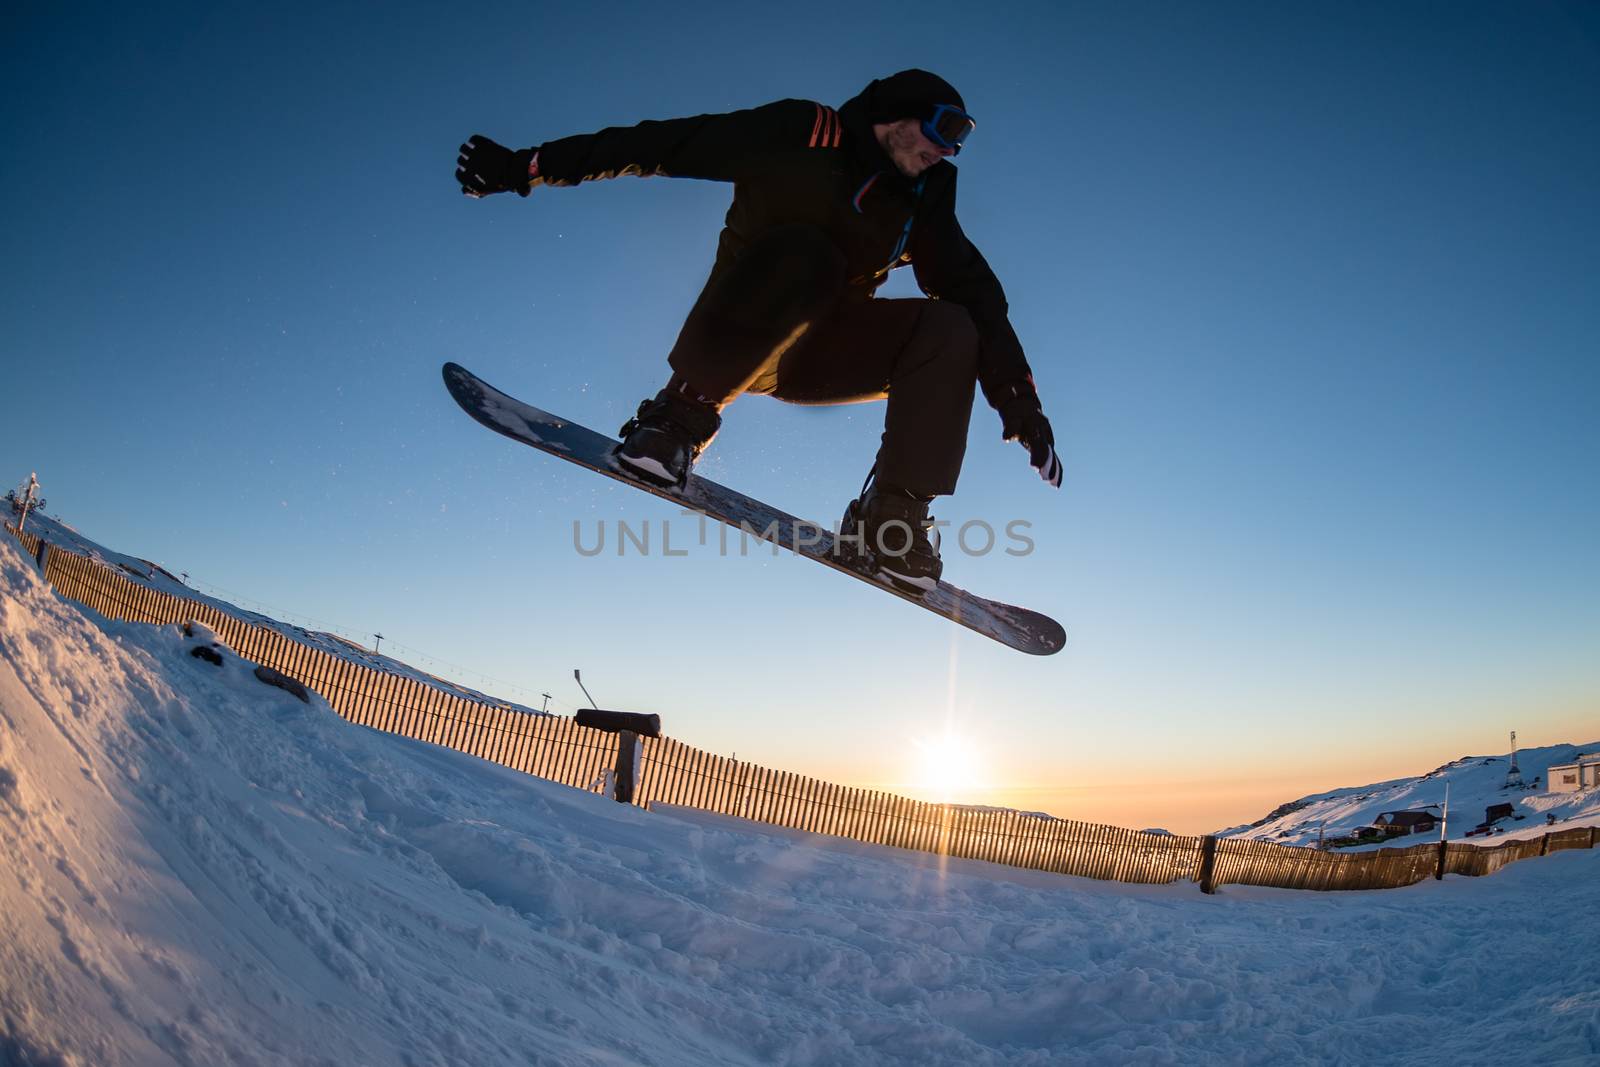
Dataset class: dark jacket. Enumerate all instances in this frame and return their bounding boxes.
[533,87,1034,410]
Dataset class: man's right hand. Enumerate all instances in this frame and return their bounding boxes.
[456,135,537,198]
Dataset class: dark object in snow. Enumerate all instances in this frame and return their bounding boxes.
[575,708,662,738]
[253,666,310,704]
[570,714,648,805]
[1326,825,1388,848]
[1470,802,1519,835]
[1484,802,1515,823]
[190,646,223,667]
[608,733,642,806]
[441,363,1065,657]
[1373,810,1440,836]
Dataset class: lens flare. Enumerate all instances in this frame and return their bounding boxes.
[912,730,985,802]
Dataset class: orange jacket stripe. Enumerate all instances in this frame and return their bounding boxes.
[809,105,840,149]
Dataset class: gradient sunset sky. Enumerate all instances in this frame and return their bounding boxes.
[4,1,1596,833]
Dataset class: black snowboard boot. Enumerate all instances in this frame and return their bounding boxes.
[840,475,943,593]
[615,389,721,488]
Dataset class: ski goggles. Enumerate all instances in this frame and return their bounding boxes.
[922,103,976,153]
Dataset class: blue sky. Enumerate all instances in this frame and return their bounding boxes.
[4,1,1596,832]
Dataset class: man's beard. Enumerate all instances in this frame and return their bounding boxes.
[886,125,927,177]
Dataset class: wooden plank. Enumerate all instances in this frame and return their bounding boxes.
[758,766,781,826]
[443,689,470,752]
[653,738,675,808]
[705,752,731,816]
[858,790,880,848]
[684,740,703,809]
[684,745,709,812]
[654,737,677,807]
[815,779,837,839]
[676,740,696,809]
[510,712,537,775]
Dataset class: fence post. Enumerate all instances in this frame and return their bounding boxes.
[1539,833,1551,857]
[1435,840,1448,881]
[612,730,640,805]
[35,539,49,572]
[1198,835,1218,894]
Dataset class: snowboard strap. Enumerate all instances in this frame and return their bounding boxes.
[857,461,878,501]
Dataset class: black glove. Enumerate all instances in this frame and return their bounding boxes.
[456,135,536,198]
[998,385,1063,488]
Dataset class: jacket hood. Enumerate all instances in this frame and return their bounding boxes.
[838,69,965,179]
[844,69,966,124]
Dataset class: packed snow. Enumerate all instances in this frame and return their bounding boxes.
[3,533,1599,1065]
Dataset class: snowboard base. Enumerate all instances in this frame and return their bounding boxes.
[443,363,1064,656]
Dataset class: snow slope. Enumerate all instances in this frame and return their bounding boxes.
[3,534,1599,1066]
[15,510,543,716]
[1221,745,1600,849]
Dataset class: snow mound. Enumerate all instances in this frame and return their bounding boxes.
[3,534,1599,1065]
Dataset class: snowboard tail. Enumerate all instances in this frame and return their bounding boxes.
[442,362,1065,656]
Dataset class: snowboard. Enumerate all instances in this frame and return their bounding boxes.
[443,363,1065,656]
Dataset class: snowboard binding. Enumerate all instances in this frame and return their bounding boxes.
[838,467,943,596]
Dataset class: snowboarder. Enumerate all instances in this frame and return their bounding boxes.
[456,69,1061,593]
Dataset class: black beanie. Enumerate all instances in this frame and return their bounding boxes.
[861,69,966,125]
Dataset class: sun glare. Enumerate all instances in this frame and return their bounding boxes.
[912,731,986,802]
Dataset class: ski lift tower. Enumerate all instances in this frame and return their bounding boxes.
[13,473,41,535]
[1504,731,1524,790]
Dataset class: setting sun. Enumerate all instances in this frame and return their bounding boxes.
[911,731,987,802]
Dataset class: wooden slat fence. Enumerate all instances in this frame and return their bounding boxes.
[9,525,618,795]
[7,523,1597,894]
[636,735,1209,884]
[1209,836,1439,891]
[11,525,43,562]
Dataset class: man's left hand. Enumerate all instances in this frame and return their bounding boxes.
[456,135,537,198]
[999,388,1063,488]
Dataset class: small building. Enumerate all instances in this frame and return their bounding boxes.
[1373,810,1439,836]
[1547,756,1600,793]
[1483,802,1515,824]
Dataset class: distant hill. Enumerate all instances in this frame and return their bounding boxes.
[1219,743,1600,848]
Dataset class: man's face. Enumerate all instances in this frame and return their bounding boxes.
[875,118,955,178]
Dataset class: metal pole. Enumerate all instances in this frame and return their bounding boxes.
[1435,782,1451,881]
[574,668,599,709]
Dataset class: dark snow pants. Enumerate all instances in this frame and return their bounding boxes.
[665,225,979,498]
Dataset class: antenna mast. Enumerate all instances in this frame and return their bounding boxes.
[1504,730,1523,790]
